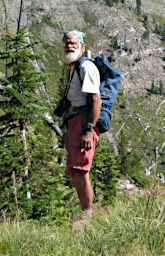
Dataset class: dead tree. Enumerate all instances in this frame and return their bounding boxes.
[2,0,9,77]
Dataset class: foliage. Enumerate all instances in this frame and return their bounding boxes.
[28,168,74,225]
[146,79,165,96]
[106,0,120,7]
[151,13,165,25]
[29,21,67,103]
[106,0,114,7]
[84,11,96,26]
[143,30,150,40]
[0,27,122,224]
[152,14,165,41]
[0,27,74,224]
[159,80,164,95]
[91,136,120,203]
[136,0,141,15]
[143,14,149,29]
[110,35,119,50]
[118,130,151,188]
[83,32,95,50]
[42,15,57,28]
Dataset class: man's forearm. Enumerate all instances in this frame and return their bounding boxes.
[87,93,102,126]
[80,93,102,150]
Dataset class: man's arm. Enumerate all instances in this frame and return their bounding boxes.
[80,93,102,150]
[86,93,102,126]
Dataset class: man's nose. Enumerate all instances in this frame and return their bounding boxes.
[65,42,75,48]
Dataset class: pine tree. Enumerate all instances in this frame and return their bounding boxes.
[0,27,47,217]
[0,27,75,222]
[118,130,129,174]
[106,0,114,7]
[159,80,164,95]
[136,0,141,15]
[162,24,165,42]
[91,137,120,203]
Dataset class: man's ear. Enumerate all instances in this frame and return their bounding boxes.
[81,42,85,52]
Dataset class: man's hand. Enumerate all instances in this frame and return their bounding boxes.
[80,130,93,151]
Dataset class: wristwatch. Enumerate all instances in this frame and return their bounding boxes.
[86,123,94,131]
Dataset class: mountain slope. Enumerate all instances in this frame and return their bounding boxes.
[0,0,165,177]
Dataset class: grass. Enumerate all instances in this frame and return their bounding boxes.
[84,11,96,26]
[151,13,165,25]
[0,186,165,256]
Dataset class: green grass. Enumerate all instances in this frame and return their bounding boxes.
[84,11,96,26]
[151,14,165,25]
[42,15,58,28]
[0,189,164,256]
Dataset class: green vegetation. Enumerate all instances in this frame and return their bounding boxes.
[42,15,57,28]
[106,0,120,7]
[146,79,165,96]
[136,0,141,15]
[30,20,67,102]
[0,28,122,223]
[84,32,95,49]
[112,87,165,178]
[92,137,120,202]
[151,14,165,41]
[0,189,165,256]
[0,2,165,249]
[0,27,72,224]
[84,11,96,26]
[151,14,165,25]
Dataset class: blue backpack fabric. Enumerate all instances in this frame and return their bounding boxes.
[76,54,122,133]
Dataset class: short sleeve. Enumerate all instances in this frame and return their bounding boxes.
[80,60,100,94]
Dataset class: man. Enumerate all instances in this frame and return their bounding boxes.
[59,30,102,213]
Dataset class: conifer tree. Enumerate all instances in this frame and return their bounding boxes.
[0,27,47,216]
[162,24,165,42]
[0,27,75,222]
[91,137,120,202]
[118,130,129,174]
[159,80,164,95]
[136,0,141,15]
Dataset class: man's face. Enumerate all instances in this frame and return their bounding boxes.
[63,34,84,64]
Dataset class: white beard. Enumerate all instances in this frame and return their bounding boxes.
[63,46,81,64]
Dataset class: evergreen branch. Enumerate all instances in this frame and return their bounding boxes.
[0,123,19,137]
[0,113,13,122]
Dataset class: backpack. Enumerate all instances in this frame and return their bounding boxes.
[76,54,122,133]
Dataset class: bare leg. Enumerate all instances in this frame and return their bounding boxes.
[70,170,93,211]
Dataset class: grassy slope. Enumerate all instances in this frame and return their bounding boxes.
[0,186,164,256]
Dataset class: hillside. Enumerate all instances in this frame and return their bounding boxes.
[0,0,165,190]
[1,0,164,176]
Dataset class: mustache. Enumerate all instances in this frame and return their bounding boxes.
[64,48,77,53]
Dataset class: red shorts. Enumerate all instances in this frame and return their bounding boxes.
[65,114,99,174]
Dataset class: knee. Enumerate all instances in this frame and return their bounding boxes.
[71,170,90,186]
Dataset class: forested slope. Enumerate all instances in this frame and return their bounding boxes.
[0,0,165,223]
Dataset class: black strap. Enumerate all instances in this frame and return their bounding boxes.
[75,62,83,85]
[64,67,76,97]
